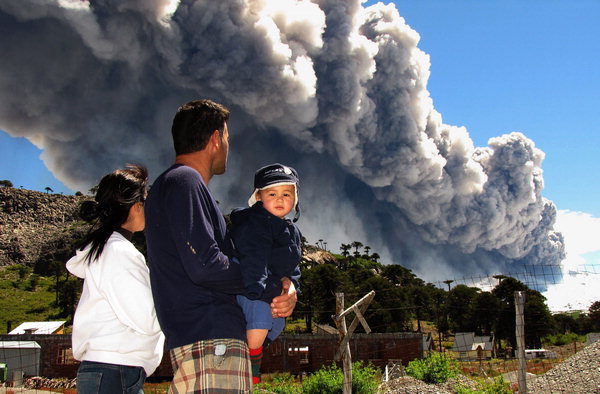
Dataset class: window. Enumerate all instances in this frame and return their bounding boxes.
[56,347,76,365]
[299,346,309,365]
[269,341,282,356]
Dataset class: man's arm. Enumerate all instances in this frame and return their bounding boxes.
[165,169,244,293]
[270,278,297,318]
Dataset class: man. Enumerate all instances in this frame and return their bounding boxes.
[145,99,297,393]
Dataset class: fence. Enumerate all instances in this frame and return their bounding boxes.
[1,263,598,392]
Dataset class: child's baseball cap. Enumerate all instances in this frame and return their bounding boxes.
[248,163,300,221]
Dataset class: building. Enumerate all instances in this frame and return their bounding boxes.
[9,321,66,335]
[451,332,495,361]
[0,341,41,378]
[261,332,423,374]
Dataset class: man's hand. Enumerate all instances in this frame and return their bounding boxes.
[270,277,297,318]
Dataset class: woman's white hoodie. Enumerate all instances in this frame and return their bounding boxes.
[67,231,164,375]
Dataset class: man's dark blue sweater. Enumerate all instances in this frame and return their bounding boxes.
[144,164,247,349]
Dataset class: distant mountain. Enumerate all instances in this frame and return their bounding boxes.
[0,187,89,274]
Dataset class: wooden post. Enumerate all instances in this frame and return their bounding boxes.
[335,293,352,394]
[514,291,527,393]
[332,291,376,394]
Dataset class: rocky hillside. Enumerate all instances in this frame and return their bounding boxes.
[0,187,334,273]
[0,187,89,272]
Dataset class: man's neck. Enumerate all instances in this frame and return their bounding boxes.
[175,153,212,184]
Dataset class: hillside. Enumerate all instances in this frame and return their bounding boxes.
[0,187,88,273]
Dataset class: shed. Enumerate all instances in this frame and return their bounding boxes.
[9,321,66,335]
[451,332,495,361]
[0,341,41,377]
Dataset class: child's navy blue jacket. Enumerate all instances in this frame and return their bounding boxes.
[230,202,302,301]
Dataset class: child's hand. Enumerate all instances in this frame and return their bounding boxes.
[270,278,297,317]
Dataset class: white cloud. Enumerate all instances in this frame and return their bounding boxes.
[543,209,600,312]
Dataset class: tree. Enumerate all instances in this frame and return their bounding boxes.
[443,280,454,291]
[589,300,600,331]
[492,277,528,350]
[409,285,432,332]
[471,291,502,335]
[351,241,364,258]
[0,179,13,187]
[362,245,371,259]
[298,263,351,330]
[552,312,580,334]
[340,243,351,258]
[44,186,54,194]
[446,284,479,332]
[491,277,553,349]
[381,264,422,287]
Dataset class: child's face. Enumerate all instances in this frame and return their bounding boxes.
[256,184,295,219]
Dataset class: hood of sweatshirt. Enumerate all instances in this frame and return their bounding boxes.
[66,243,92,279]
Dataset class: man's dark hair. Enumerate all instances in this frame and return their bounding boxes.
[171,99,230,155]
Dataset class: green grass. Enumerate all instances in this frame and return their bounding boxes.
[0,265,66,333]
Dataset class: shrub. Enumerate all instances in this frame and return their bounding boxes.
[301,361,380,394]
[255,373,302,394]
[301,363,343,394]
[542,332,585,346]
[455,376,512,394]
[405,351,460,384]
[349,361,380,394]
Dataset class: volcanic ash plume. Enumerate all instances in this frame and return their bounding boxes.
[0,0,565,280]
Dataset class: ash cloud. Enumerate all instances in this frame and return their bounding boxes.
[0,0,565,281]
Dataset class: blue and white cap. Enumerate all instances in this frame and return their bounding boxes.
[248,163,300,221]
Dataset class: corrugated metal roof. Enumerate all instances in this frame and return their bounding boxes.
[8,321,66,335]
[0,341,41,349]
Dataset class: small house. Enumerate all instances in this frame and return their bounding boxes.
[9,321,66,335]
[0,341,41,377]
[451,332,495,361]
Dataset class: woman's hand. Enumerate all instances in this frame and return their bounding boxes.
[270,277,297,318]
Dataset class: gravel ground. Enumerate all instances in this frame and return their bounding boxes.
[528,339,600,393]
[378,340,600,394]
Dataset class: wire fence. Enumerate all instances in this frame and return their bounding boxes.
[1,264,599,393]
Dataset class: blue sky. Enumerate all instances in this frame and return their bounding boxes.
[1,0,598,309]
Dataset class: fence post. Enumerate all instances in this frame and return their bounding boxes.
[514,291,527,393]
[332,291,375,394]
[335,293,352,394]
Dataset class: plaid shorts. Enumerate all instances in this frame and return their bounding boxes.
[169,338,252,393]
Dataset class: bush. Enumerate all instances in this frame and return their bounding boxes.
[455,376,512,394]
[405,351,460,384]
[301,363,343,394]
[301,361,380,394]
[542,332,585,346]
[254,373,302,394]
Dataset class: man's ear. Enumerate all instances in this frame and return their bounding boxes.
[210,130,221,149]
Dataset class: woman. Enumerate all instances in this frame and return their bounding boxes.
[67,164,164,394]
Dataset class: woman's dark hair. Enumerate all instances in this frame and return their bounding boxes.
[78,164,148,263]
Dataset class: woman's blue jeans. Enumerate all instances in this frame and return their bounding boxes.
[76,361,146,394]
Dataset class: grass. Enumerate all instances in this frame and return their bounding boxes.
[0,265,66,333]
